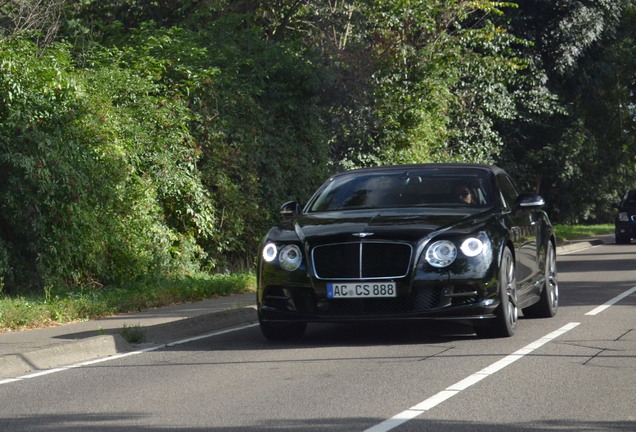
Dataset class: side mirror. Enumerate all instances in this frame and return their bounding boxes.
[515,193,545,209]
[280,201,302,217]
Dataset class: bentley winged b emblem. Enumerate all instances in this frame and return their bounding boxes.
[352,232,374,238]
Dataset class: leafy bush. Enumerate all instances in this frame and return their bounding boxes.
[0,271,256,332]
[107,22,332,268]
[0,37,214,291]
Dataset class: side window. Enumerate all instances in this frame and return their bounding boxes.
[497,174,518,211]
[624,190,636,208]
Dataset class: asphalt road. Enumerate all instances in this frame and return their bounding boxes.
[1,241,634,432]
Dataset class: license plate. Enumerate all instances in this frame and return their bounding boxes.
[326,282,397,298]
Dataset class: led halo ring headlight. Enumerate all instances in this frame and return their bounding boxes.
[262,242,278,262]
[279,244,303,271]
[460,237,484,257]
[426,240,457,268]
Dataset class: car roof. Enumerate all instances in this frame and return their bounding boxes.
[331,163,505,177]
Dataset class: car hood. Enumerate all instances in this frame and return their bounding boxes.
[289,208,491,244]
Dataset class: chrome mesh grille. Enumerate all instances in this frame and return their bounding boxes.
[312,242,412,280]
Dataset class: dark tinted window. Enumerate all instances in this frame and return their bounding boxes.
[309,168,493,212]
[497,174,518,211]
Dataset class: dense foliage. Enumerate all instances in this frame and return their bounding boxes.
[0,0,634,293]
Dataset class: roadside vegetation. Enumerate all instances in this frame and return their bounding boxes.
[0,2,633,330]
[553,224,614,244]
[0,272,255,333]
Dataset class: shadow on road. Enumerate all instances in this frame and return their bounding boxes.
[1,413,634,432]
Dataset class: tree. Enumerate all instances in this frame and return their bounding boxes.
[0,0,65,45]
[497,0,635,222]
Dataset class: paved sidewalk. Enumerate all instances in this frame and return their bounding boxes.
[556,233,613,254]
[0,292,257,380]
[0,234,614,381]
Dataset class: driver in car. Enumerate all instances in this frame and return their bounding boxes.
[455,184,476,204]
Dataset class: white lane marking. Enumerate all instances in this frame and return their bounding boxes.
[0,323,259,386]
[585,286,636,316]
[365,322,581,432]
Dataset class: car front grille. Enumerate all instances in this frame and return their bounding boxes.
[312,241,413,280]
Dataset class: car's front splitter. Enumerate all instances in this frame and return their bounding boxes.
[258,299,499,323]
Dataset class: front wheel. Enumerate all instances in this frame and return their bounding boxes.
[476,247,517,338]
[523,241,558,318]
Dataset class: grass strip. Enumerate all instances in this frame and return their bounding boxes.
[0,272,255,333]
[553,224,613,244]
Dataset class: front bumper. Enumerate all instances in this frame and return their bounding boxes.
[257,235,502,324]
[258,281,500,323]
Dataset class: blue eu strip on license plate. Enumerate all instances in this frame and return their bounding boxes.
[326,282,396,298]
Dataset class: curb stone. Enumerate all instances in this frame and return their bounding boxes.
[556,238,606,255]
[0,306,257,381]
[1,334,131,379]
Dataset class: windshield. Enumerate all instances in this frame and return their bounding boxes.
[308,168,493,212]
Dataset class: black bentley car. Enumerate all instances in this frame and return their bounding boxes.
[257,164,558,339]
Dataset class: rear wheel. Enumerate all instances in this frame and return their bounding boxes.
[259,318,307,341]
[476,247,517,338]
[523,241,558,318]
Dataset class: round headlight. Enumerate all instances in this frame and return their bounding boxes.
[279,244,302,271]
[426,240,457,268]
[461,237,484,257]
[262,243,277,262]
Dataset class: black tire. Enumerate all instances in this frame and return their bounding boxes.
[476,247,517,338]
[259,319,307,341]
[523,241,559,318]
[615,235,630,244]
